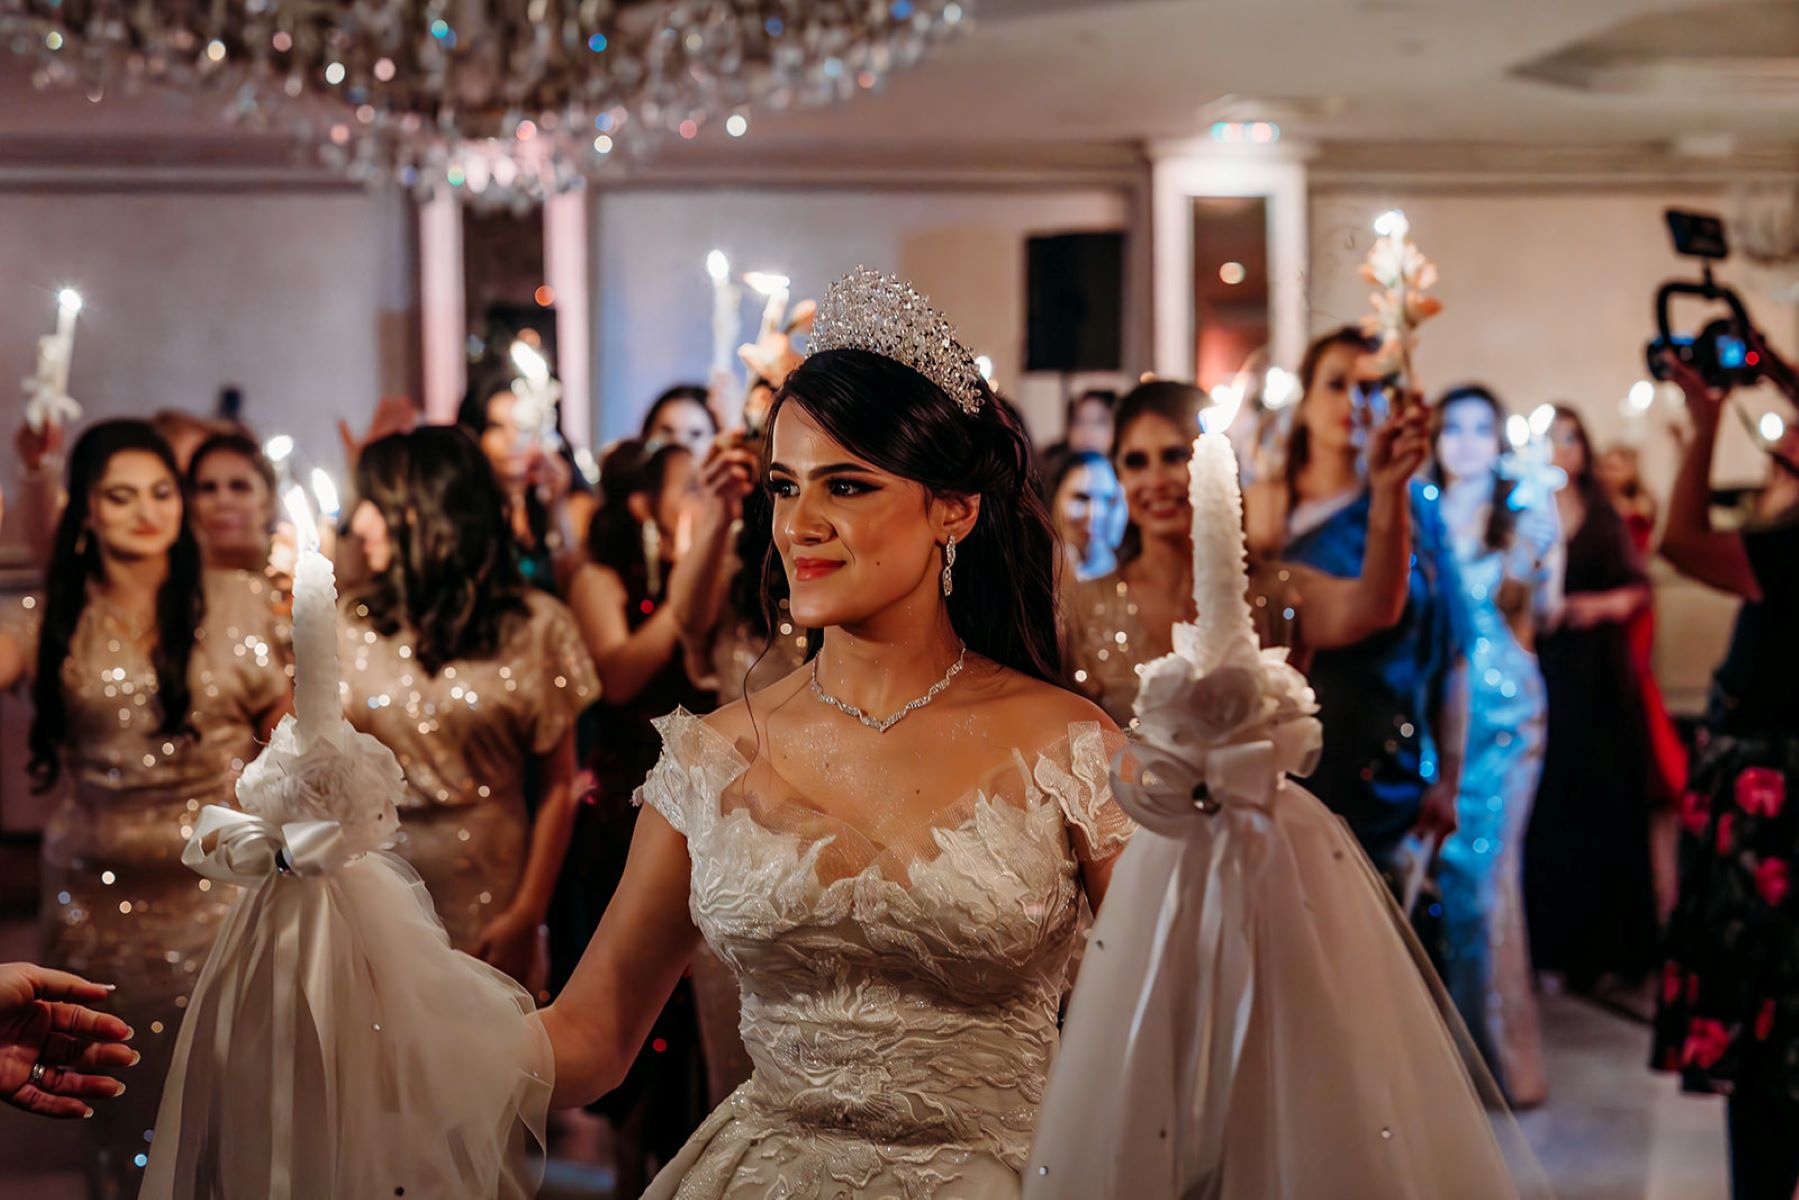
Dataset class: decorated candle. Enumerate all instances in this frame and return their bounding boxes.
[1183,429,1259,673]
[707,250,740,380]
[25,288,84,433]
[745,271,791,340]
[283,485,341,747]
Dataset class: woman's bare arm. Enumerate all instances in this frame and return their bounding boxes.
[536,808,701,1108]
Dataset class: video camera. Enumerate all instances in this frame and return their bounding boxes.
[1647,210,1765,390]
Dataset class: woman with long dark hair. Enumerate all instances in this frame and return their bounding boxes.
[341,427,597,982]
[457,368,593,594]
[0,419,290,1197]
[1525,404,1661,990]
[1065,381,1201,723]
[640,383,720,458]
[186,431,277,574]
[1429,384,1559,1106]
[1235,327,1465,873]
[535,269,1133,1197]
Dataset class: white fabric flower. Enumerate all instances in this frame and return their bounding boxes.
[236,715,403,857]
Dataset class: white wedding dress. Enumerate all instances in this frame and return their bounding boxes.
[632,709,1134,1199]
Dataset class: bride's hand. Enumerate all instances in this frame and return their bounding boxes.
[472,909,540,986]
[0,962,135,1119]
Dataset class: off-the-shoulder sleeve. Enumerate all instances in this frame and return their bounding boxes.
[1,593,44,683]
[1035,720,1137,865]
[631,708,746,840]
[525,595,600,755]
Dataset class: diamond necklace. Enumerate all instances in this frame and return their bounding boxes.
[809,645,968,734]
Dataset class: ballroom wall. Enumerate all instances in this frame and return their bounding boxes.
[590,185,1138,443]
[1307,185,1797,489]
[0,186,415,538]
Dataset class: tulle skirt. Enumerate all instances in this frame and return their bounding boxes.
[138,850,549,1198]
[1025,781,1547,1200]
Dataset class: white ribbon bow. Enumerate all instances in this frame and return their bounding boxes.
[182,804,359,884]
[1103,717,1317,1189]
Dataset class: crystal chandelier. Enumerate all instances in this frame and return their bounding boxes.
[1,1,972,207]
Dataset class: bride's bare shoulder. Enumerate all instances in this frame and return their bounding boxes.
[966,660,1119,738]
[701,664,812,745]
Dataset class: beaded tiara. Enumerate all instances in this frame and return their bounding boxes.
[806,266,987,416]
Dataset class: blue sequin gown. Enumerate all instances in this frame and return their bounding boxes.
[1437,539,1549,1105]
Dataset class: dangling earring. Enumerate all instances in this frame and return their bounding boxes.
[642,521,663,596]
[74,528,90,557]
[941,534,957,598]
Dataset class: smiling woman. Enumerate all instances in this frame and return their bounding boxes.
[1065,380,1204,724]
[0,420,291,1196]
[535,269,1134,1200]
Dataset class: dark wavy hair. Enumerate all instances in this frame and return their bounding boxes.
[1429,384,1519,552]
[1549,402,1606,505]
[31,420,204,789]
[639,384,717,442]
[767,349,1064,686]
[352,426,529,675]
[1111,380,1205,566]
[1287,326,1381,503]
[584,437,692,593]
[456,367,592,553]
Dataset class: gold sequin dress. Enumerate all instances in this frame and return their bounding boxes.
[5,570,290,1199]
[1064,571,1161,727]
[337,591,598,954]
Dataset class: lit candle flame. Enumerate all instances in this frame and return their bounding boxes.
[310,468,340,519]
[265,434,295,464]
[282,484,319,552]
[743,271,790,297]
[706,250,731,283]
[1528,403,1556,439]
[508,339,549,385]
[57,288,83,315]
[1373,209,1409,239]
[1201,382,1243,436]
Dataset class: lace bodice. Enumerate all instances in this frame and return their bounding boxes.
[633,709,1133,1198]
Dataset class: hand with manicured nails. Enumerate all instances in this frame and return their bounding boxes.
[0,962,135,1119]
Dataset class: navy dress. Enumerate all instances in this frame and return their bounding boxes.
[1282,481,1471,868]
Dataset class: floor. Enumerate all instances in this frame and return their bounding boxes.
[0,906,1731,1200]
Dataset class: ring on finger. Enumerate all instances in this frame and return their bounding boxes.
[28,1062,48,1086]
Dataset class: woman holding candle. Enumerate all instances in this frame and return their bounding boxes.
[458,369,592,594]
[1429,384,1559,1106]
[1525,405,1661,992]
[536,269,1134,1198]
[1245,327,1468,872]
[340,427,597,983]
[0,419,290,1198]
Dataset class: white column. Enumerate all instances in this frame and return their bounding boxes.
[544,188,592,450]
[1149,138,1313,377]
[419,189,466,424]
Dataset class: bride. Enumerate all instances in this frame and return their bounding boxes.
[537,267,1134,1197]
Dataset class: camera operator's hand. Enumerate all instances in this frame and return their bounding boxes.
[695,440,758,527]
[1660,349,1727,430]
[1748,327,1799,405]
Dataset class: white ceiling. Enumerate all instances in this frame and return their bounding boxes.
[0,0,1793,176]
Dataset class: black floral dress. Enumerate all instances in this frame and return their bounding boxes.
[1654,517,1799,1099]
